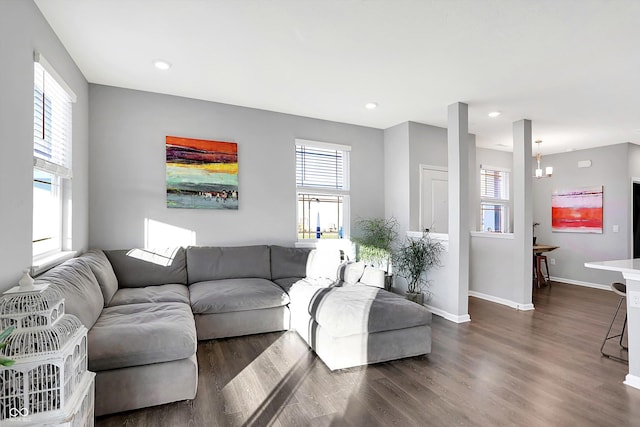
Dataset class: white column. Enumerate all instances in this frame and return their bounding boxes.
[512,119,534,309]
[448,102,470,321]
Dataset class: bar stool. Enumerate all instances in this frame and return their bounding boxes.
[535,254,551,288]
[600,282,628,363]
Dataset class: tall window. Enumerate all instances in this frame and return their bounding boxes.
[480,166,510,233]
[295,139,350,240]
[33,55,74,258]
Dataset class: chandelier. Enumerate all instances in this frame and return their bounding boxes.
[534,140,553,178]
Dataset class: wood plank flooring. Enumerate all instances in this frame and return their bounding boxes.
[96,282,640,426]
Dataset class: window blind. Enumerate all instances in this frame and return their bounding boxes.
[296,144,349,190]
[480,168,509,200]
[33,61,73,179]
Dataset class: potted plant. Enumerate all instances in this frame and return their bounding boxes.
[351,217,398,289]
[393,232,445,304]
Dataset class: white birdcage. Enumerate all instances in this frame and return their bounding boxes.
[0,277,95,427]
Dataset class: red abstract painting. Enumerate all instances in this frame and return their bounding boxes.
[551,186,603,233]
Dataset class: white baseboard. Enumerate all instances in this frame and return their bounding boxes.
[550,276,611,291]
[468,291,535,311]
[624,374,640,390]
[424,304,471,323]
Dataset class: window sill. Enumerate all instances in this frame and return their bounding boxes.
[32,250,77,276]
[470,231,514,240]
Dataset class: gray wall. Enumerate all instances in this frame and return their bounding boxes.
[383,122,411,233]
[629,144,640,179]
[0,1,89,292]
[408,122,448,232]
[533,143,630,287]
[470,148,516,301]
[88,85,384,249]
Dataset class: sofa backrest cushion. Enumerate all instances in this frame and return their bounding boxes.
[359,266,386,288]
[36,257,104,329]
[80,249,118,306]
[306,248,342,280]
[186,245,270,284]
[104,247,187,288]
[336,261,366,286]
[270,246,311,280]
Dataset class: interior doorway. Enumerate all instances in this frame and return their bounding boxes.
[420,165,448,233]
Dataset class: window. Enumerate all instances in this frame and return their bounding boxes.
[295,139,350,239]
[33,54,74,259]
[480,166,510,233]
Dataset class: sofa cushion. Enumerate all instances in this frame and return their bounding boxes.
[36,257,104,330]
[288,283,431,337]
[273,277,302,293]
[108,284,190,307]
[105,247,187,288]
[186,246,270,284]
[336,261,366,286]
[359,266,386,288]
[306,248,342,280]
[270,246,311,280]
[88,302,196,371]
[189,278,289,314]
[80,249,119,306]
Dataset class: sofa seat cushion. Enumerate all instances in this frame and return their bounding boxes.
[108,284,190,307]
[88,302,196,371]
[289,283,431,337]
[190,278,290,314]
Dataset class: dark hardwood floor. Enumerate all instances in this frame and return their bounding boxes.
[96,282,640,426]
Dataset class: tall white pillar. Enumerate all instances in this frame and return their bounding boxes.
[513,119,534,309]
[448,102,470,321]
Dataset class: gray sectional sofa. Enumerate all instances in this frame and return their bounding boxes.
[34,244,432,416]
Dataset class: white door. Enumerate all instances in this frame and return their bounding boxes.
[420,168,448,233]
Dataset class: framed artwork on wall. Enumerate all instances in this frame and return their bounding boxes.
[166,136,238,209]
[551,185,603,233]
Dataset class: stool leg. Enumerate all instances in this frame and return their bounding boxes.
[536,256,543,288]
[543,257,551,287]
[601,297,628,363]
[620,314,628,350]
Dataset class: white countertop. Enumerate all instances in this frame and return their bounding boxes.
[585,259,640,275]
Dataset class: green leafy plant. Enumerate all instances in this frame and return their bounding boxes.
[351,217,398,271]
[393,232,445,295]
[0,326,16,367]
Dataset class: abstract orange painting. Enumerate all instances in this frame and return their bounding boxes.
[551,186,602,233]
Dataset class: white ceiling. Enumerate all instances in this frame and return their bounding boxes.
[35,0,640,155]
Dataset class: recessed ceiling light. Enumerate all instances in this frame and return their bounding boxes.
[488,111,501,118]
[153,60,172,70]
[365,102,378,110]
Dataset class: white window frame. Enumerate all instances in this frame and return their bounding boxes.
[295,139,351,241]
[479,165,511,233]
[32,52,76,267]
